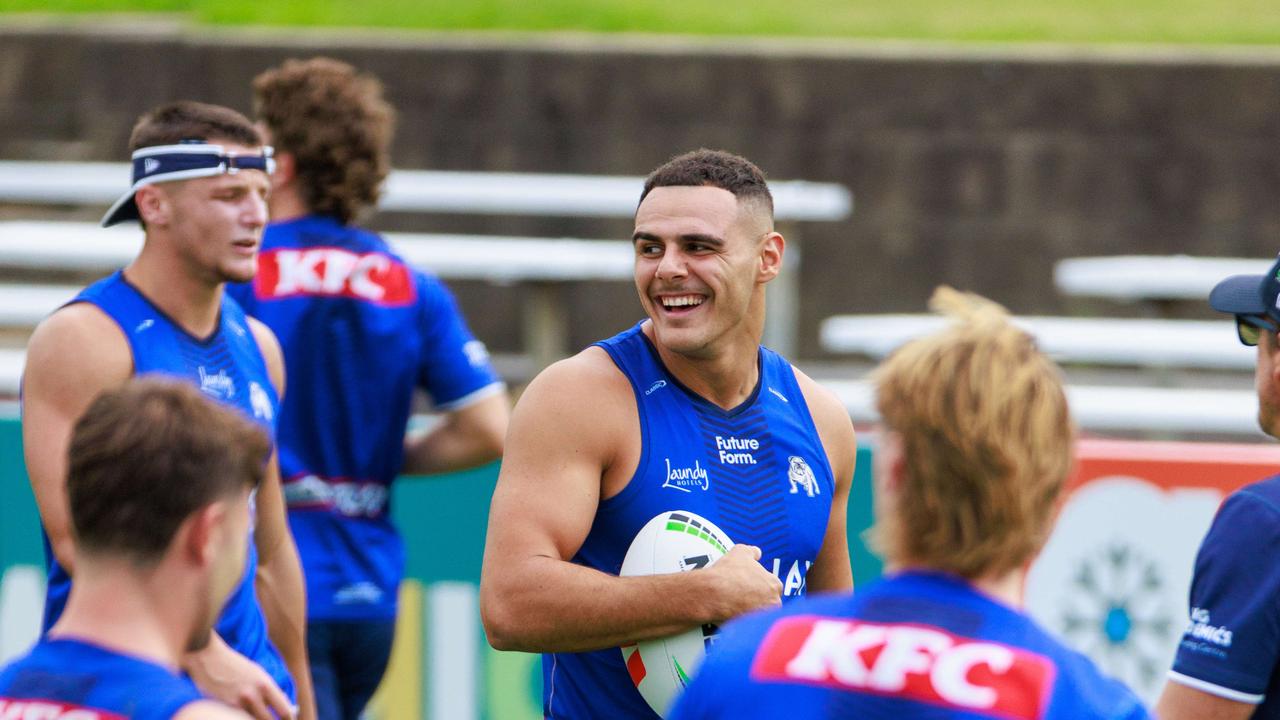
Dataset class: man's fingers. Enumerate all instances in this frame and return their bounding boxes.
[262,682,296,720]
[240,692,273,720]
[739,544,762,561]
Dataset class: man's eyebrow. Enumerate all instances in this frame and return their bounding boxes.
[631,231,725,246]
[682,233,724,247]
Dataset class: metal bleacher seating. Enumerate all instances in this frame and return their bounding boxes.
[818,303,1263,437]
[0,160,853,395]
[1054,255,1270,303]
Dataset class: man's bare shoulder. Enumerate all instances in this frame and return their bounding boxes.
[25,302,131,389]
[29,301,124,345]
[520,345,630,406]
[508,345,634,450]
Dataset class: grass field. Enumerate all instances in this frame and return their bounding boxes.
[2,0,1280,45]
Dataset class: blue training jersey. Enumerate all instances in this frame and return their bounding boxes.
[226,214,502,621]
[671,571,1152,720]
[1168,474,1280,716]
[544,322,836,719]
[40,271,294,702]
[0,638,204,720]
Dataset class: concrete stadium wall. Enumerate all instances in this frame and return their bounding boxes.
[3,24,1280,356]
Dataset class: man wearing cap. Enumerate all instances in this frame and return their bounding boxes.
[21,101,315,720]
[1156,259,1280,719]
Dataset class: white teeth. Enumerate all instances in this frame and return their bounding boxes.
[662,295,703,309]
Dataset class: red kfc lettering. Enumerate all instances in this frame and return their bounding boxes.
[751,616,1054,720]
[318,250,359,294]
[255,248,414,305]
[349,253,393,300]
[0,698,122,720]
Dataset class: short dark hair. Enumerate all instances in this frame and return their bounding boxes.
[66,377,270,565]
[639,148,774,218]
[253,57,395,225]
[127,100,262,153]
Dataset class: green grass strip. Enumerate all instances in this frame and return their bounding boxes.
[3,0,1280,45]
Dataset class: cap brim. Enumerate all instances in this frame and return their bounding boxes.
[100,190,140,227]
[1209,273,1267,315]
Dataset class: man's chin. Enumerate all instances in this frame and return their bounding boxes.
[220,265,257,285]
[651,324,713,358]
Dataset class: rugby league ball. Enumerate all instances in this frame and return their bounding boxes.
[619,510,735,717]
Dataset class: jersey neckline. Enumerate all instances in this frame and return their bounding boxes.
[636,323,764,419]
[116,270,226,347]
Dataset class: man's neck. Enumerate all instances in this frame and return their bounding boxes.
[893,564,1027,608]
[267,186,309,223]
[124,250,223,339]
[645,323,762,411]
[49,565,187,670]
[969,569,1026,608]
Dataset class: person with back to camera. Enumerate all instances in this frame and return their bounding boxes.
[231,57,509,720]
[1156,258,1280,720]
[670,287,1153,720]
[480,148,857,718]
[21,100,313,720]
[0,378,274,720]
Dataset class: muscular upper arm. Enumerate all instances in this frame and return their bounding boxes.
[480,349,629,593]
[1156,681,1256,720]
[794,368,856,593]
[21,305,131,569]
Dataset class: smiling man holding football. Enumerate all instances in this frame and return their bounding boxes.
[480,149,856,719]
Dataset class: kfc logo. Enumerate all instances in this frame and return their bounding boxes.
[255,248,414,305]
[0,698,125,720]
[751,616,1054,719]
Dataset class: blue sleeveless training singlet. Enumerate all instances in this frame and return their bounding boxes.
[38,271,295,701]
[542,322,836,719]
[0,638,205,720]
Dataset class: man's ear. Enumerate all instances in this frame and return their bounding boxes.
[181,502,228,568]
[879,430,905,495]
[1270,333,1280,385]
[758,231,785,283]
[271,151,297,190]
[134,185,171,228]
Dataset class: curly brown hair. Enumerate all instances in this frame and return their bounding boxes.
[252,57,395,225]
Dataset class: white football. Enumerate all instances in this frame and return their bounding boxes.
[619,510,735,718]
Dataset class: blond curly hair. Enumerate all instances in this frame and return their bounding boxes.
[871,286,1075,579]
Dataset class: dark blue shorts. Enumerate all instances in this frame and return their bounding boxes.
[307,619,396,720]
